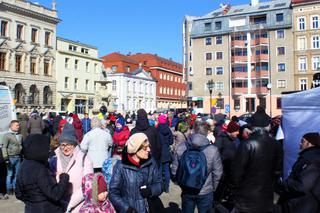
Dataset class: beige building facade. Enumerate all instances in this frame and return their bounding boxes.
[292,0,320,91]
[184,0,294,117]
[0,0,59,114]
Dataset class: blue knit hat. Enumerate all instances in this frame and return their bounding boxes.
[116,117,126,127]
[59,123,78,145]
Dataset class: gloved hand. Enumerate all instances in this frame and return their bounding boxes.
[59,173,70,182]
[140,185,152,198]
[126,206,138,213]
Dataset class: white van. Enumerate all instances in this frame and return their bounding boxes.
[0,85,17,135]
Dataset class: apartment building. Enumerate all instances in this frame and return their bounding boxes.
[0,0,59,113]
[183,0,293,116]
[56,37,108,114]
[292,0,320,90]
[128,53,187,109]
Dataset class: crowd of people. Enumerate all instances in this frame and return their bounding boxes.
[0,106,319,213]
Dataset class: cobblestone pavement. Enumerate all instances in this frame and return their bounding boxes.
[0,182,182,213]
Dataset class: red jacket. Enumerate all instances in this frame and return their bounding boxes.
[112,126,130,155]
[72,118,83,143]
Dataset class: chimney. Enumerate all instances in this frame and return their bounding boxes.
[251,0,259,6]
[52,0,56,11]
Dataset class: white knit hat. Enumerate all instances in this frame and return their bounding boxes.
[126,133,148,154]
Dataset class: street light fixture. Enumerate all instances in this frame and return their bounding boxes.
[206,79,214,115]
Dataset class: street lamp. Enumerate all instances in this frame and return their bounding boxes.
[217,92,222,113]
[206,79,214,115]
[267,83,272,117]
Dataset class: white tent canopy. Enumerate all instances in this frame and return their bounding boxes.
[282,87,320,178]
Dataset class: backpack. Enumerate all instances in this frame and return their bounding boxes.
[176,141,209,194]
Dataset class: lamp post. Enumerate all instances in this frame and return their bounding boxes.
[206,79,214,115]
[217,92,222,113]
[267,83,272,117]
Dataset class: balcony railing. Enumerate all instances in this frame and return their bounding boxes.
[231,40,247,47]
[251,37,268,46]
[231,71,248,78]
[251,54,269,61]
[232,56,247,63]
[251,87,268,94]
[252,70,269,78]
[232,87,247,94]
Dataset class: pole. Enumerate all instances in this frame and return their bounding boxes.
[209,89,212,115]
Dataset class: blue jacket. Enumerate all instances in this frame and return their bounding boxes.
[109,148,163,213]
[157,123,174,163]
[81,118,91,134]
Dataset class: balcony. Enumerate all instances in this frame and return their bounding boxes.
[251,54,269,61]
[252,70,269,78]
[251,37,268,46]
[231,71,248,78]
[232,56,247,63]
[251,87,268,94]
[232,87,247,94]
[231,40,247,47]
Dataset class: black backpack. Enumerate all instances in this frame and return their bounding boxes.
[176,141,209,194]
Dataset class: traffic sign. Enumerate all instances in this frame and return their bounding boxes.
[225,104,230,113]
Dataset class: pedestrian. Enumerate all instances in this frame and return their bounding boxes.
[157,114,173,193]
[130,109,162,167]
[81,117,113,173]
[112,117,130,158]
[19,113,29,142]
[231,106,283,213]
[2,120,22,195]
[50,123,93,212]
[53,114,63,136]
[171,121,223,213]
[276,132,320,213]
[15,134,70,213]
[82,113,91,135]
[79,173,115,213]
[172,120,189,154]
[72,114,83,143]
[27,110,44,135]
[109,133,163,213]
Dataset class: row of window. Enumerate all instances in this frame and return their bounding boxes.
[205,52,223,60]
[298,56,320,71]
[204,36,222,45]
[297,15,319,31]
[188,82,224,91]
[0,52,52,75]
[111,80,155,96]
[159,87,184,96]
[64,57,99,73]
[64,77,97,91]
[0,20,52,46]
[206,67,223,75]
[297,35,320,50]
[68,44,89,54]
[159,73,183,83]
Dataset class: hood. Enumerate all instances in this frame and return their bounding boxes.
[300,146,320,164]
[135,118,150,131]
[23,134,50,163]
[158,123,172,136]
[190,133,210,147]
[73,118,82,128]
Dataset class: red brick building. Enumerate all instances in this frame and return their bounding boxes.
[128,53,187,109]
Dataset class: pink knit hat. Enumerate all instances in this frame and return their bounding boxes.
[158,114,167,124]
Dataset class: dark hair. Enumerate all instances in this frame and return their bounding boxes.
[10,120,19,126]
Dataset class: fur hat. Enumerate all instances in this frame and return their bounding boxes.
[126,133,148,154]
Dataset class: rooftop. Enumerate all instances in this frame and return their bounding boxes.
[57,37,98,50]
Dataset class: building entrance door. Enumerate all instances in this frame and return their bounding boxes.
[246,98,255,113]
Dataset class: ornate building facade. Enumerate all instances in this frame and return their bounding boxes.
[0,0,59,113]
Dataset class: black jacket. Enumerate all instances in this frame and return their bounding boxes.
[157,123,173,163]
[130,117,162,166]
[231,129,283,212]
[16,134,69,213]
[277,146,320,213]
[215,132,237,172]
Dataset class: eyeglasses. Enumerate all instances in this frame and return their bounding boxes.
[141,145,150,151]
[60,143,73,149]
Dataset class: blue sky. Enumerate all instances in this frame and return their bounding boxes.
[35,0,263,63]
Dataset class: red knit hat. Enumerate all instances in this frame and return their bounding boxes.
[97,175,107,195]
[227,121,240,133]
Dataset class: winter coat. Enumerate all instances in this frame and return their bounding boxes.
[73,118,83,143]
[109,148,163,213]
[171,133,223,195]
[16,134,69,213]
[82,118,91,135]
[231,128,283,213]
[112,126,130,156]
[27,116,44,134]
[81,127,113,169]
[130,118,162,166]
[157,123,173,163]
[277,146,320,213]
[214,132,237,175]
[53,115,63,136]
[79,173,115,213]
[2,131,22,159]
[53,146,93,212]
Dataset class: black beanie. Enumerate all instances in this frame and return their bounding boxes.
[251,111,271,127]
[303,132,320,147]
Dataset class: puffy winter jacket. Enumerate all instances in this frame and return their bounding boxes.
[112,126,130,156]
[109,148,162,213]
